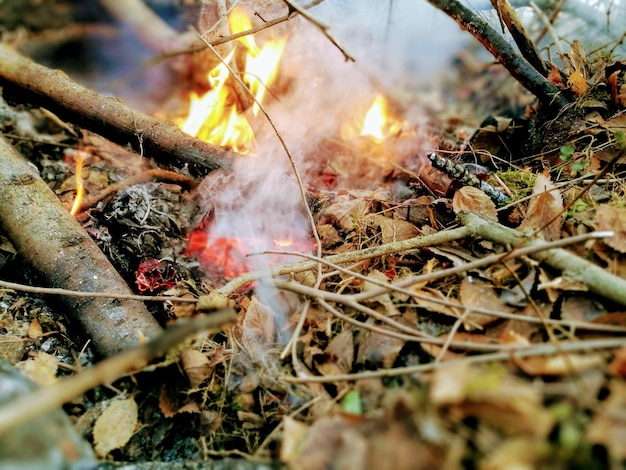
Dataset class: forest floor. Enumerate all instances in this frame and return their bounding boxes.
[0,1,626,469]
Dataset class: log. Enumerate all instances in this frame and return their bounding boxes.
[0,135,163,357]
[0,44,233,177]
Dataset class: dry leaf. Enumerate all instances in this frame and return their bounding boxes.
[356,328,405,369]
[323,198,371,231]
[448,371,554,437]
[513,353,604,376]
[26,318,43,339]
[181,349,212,389]
[93,398,138,457]
[547,64,564,87]
[568,70,589,95]
[280,417,310,464]
[16,352,58,386]
[608,346,626,377]
[367,214,420,243]
[452,186,497,221]
[430,360,472,406]
[593,204,626,253]
[240,296,275,354]
[569,40,588,77]
[360,270,399,316]
[460,277,513,329]
[518,173,563,240]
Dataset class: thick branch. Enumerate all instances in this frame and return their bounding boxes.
[0,44,233,177]
[426,0,569,109]
[0,136,163,357]
[459,212,626,306]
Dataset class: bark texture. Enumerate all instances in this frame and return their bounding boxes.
[0,44,233,177]
[0,136,163,356]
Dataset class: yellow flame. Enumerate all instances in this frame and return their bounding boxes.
[70,153,84,216]
[360,95,388,143]
[181,7,286,154]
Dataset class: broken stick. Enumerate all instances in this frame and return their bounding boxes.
[0,44,233,177]
[0,135,163,357]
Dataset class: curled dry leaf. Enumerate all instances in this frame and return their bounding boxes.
[452,186,497,221]
[518,173,563,241]
[93,397,138,458]
[593,204,626,253]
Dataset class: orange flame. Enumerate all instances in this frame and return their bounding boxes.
[181,7,286,154]
[70,152,85,216]
[360,94,388,143]
[340,94,406,145]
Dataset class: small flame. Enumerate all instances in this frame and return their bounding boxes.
[360,95,388,143]
[181,6,286,153]
[340,94,407,146]
[70,152,85,216]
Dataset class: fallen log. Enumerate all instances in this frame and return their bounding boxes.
[0,44,234,177]
[0,135,163,357]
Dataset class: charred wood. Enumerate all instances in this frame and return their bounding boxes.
[0,135,163,357]
[0,44,233,177]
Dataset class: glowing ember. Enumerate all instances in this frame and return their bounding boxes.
[181,6,286,153]
[70,152,85,216]
[186,220,315,280]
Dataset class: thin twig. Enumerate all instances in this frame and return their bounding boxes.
[0,279,199,304]
[281,337,626,382]
[281,0,355,62]
[216,226,474,295]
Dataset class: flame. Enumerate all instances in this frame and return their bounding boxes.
[340,94,407,145]
[181,6,286,153]
[360,95,388,143]
[70,152,85,216]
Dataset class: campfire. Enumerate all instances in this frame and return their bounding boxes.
[1,0,626,467]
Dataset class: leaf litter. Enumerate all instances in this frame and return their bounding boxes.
[1,3,626,469]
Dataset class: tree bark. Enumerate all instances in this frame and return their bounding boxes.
[0,135,163,357]
[0,44,233,177]
[426,0,569,109]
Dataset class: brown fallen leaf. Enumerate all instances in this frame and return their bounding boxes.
[366,213,420,243]
[513,353,604,376]
[180,349,213,389]
[93,397,138,458]
[240,296,276,354]
[26,318,43,339]
[593,204,626,253]
[568,70,589,95]
[460,277,513,329]
[518,172,563,241]
[322,197,371,231]
[452,186,497,222]
[447,369,555,437]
